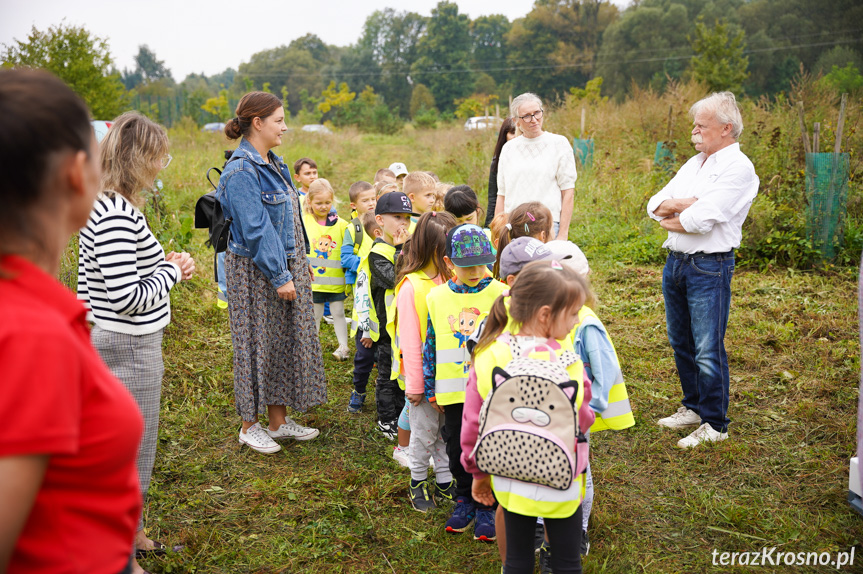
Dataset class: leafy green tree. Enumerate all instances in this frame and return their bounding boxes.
[688,17,748,93]
[470,15,511,85]
[201,89,231,120]
[411,1,474,113]
[820,64,863,93]
[1,23,127,118]
[409,83,437,118]
[318,81,356,115]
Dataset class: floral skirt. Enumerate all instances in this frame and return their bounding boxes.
[225,251,326,419]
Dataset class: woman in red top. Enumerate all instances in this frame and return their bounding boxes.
[0,69,144,574]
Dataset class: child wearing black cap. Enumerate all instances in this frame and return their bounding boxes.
[349,191,414,438]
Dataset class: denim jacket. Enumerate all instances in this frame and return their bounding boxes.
[216,139,310,289]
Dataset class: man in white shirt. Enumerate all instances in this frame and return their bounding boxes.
[647,91,759,449]
[494,92,577,240]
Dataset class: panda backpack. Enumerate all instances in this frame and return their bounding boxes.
[471,335,589,491]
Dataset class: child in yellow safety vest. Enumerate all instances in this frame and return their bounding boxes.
[422,223,507,541]
[461,260,595,573]
[340,181,376,297]
[486,236,635,566]
[392,211,459,511]
[348,191,413,439]
[303,179,350,360]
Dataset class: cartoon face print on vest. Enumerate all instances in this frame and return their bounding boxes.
[447,307,481,371]
[313,235,336,274]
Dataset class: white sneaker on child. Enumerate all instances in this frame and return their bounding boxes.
[392,445,410,468]
[332,345,350,361]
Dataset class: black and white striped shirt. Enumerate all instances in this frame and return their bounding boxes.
[77,193,180,335]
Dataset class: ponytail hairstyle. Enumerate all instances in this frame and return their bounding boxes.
[304,178,335,215]
[492,201,553,279]
[225,91,282,140]
[444,184,484,222]
[474,260,592,356]
[395,210,457,286]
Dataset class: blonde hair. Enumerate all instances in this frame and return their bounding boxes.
[304,178,335,214]
[100,111,168,208]
[402,171,436,197]
[433,182,450,211]
[375,181,398,199]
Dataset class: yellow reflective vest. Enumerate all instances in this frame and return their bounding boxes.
[389,271,440,390]
[572,306,635,432]
[304,213,349,294]
[473,336,587,518]
[354,241,396,342]
[426,279,507,406]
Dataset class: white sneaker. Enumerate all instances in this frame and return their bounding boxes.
[332,345,350,361]
[392,445,410,468]
[266,418,320,441]
[657,407,701,429]
[677,423,728,449]
[323,315,334,325]
[239,422,281,454]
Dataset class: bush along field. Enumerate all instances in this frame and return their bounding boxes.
[65,79,863,573]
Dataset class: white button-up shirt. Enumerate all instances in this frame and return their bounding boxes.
[647,142,759,254]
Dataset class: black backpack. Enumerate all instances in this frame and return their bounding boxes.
[194,150,236,281]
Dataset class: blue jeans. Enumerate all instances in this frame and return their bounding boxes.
[662,250,735,433]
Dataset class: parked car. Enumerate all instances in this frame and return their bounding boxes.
[91,120,113,142]
[202,122,226,133]
[464,116,500,131]
[301,124,332,135]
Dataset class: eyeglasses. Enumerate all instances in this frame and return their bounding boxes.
[160,154,172,169]
[518,109,544,123]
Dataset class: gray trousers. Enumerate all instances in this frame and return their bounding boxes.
[407,399,452,483]
[92,325,164,532]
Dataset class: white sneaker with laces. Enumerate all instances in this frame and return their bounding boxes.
[332,345,350,361]
[657,407,701,429]
[239,422,281,454]
[323,315,335,325]
[392,445,410,468]
[677,423,728,449]
[267,417,320,441]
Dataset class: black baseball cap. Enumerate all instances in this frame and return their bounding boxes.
[375,191,418,216]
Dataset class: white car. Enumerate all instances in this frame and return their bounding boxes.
[464,116,500,131]
[202,122,226,133]
[301,124,332,135]
[91,120,113,142]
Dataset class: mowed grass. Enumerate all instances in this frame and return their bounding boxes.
[90,124,862,573]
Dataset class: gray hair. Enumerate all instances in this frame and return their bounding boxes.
[510,92,543,120]
[690,91,744,139]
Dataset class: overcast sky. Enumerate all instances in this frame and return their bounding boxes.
[1,0,632,80]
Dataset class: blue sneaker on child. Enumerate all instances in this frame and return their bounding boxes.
[445,497,476,534]
[473,506,496,542]
[347,391,365,414]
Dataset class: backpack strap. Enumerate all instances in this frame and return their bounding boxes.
[499,334,579,369]
[351,217,364,251]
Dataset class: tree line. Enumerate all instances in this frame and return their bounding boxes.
[2,0,861,129]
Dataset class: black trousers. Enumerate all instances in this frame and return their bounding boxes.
[442,403,475,500]
[503,505,583,574]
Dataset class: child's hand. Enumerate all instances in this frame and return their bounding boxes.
[360,337,373,348]
[406,393,424,406]
[393,227,409,246]
[430,399,444,414]
[472,476,495,507]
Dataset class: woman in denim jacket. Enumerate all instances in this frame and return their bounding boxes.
[217,92,326,454]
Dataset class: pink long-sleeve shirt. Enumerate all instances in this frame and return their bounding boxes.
[397,273,444,395]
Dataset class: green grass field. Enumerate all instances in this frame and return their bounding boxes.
[80,120,863,573]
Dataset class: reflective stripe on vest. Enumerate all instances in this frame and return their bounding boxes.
[573,308,635,432]
[304,213,349,294]
[474,338,586,518]
[427,279,507,406]
[390,272,441,389]
[352,241,396,342]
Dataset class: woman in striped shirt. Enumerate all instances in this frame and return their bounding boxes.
[77,111,194,574]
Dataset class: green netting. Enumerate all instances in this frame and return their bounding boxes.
[573,138,594,169]
[805,152,850,261]
[654,141,675,173]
